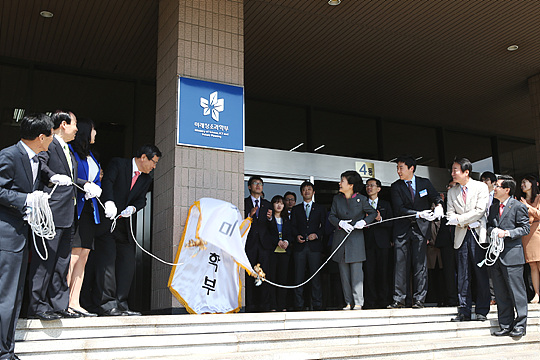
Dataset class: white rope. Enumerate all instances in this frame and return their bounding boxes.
[264,213,418,289]
[26,184,58,261]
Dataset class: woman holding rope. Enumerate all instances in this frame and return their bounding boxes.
[67,118,102,317]
[328,170,377,310]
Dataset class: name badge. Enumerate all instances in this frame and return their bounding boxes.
[419,189,428,197]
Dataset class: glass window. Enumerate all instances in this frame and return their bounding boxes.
[499,139,538,179]
[245,99,307,151]
[444,131,493,172]
[382,122,439,167]
[311,110,378,159]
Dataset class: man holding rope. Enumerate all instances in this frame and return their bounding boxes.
[447,158,490,322]
[0,114,54,360]
[90,144,161,316]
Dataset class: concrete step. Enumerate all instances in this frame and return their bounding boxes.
[15,305,540,360]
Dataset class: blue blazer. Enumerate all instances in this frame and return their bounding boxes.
[69,145,101,224]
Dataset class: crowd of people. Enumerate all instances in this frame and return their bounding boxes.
[244,156,539,338]
[1,113,539,360]
[0,112,161,360]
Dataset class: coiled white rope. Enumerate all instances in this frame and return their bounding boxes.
[26,184,58,261]
[264,213,418,289]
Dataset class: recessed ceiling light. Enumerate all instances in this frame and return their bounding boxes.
[40,11,54,18]
[507,45,519,51]
[328,0,341,5]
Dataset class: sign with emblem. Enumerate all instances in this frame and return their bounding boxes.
[177,76,244,152]
[355,161,375,178]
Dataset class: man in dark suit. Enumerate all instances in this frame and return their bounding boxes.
[388,155,444,309]
[91,144,161,316]
[28,111,82,320]
[488,175,529,338]
[0,113,53,360]
[290,181,326,310]
[363,178,393,309]
[243,176,273,312]
[284,191,296,220]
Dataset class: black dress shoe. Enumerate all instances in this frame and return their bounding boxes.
[412,301,424,309]
[34,311,62,321]
[475,314,487,321]
[100,308,125,316]
[387,301,405,309]
[57,309,81,318]
[509,328,526,337]
[122,309,142,316]
[451,313,471,322]
[69,307,98,317]
[492,328,512,336]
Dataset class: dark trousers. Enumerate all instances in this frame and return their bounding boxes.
[439,245,458,306]
[455,230,490,317]
[28,226,72,315]
[364,245,391,308]
[0,245,27,360]
[293,246,322,309]
[272,252,290,311]
[245,244,273,312]
[92,223,136,312]
[393,223,427,304]
[489,261,527,330]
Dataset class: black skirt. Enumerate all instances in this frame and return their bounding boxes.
[72,200,97,250]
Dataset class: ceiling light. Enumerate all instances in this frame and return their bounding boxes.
[507,45,519,51]
[314,145,325,152]
[328,0,341,5]
[289,143,304,152]
[40,11,54,18]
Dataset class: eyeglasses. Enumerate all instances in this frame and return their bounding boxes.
[365,184,378,188]
[150,158,158,165]
[493,184,505,189]
[251,181,263,186]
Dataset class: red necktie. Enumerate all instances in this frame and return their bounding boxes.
[499,203,504,217]
[131,171,140,190]
[462,186,467,204]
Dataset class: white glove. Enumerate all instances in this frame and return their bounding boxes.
[120,206,136,218]
[433,204,444,220]
[469,221,480,229]
[83,182,102,199]
[25,191,41,207]
[104,201,117,219]
[418,210,435,221]
[446,214,459,226]
[491,227,503,238]
[339,220,354,233]
[50,174,72,186]
[354,220,366,229]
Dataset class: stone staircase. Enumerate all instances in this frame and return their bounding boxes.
[15,305,540,359]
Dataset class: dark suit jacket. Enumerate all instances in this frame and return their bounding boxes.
[101,157,152,213]
[39,137,84,228]
[391,176,443,239]
[265,215,293,254]
[364,198,393,249]
[290,202,326,253]
[487,197,530,266]
[0,142,41,252]
[244,196,273,250]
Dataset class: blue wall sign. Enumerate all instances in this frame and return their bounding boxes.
[177,76,244,152]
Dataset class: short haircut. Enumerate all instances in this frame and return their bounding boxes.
[51,111,73,129]
[300,180,314,192]
[271,195,284,205]
[480,171,497,183]
[367,177,382,188]
[340,170,363,193]
[134,144,162,159]
[453,157,472,174]
[396,155,416,172]
[497,175,516,197]
[248,175,263,187]
[20,113,54,140]
[284,191,296,201]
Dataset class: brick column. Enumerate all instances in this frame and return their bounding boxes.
[529,74,540,173]
[152,0,244,311]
